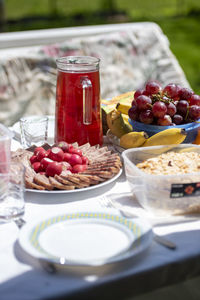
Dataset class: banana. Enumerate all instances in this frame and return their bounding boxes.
[122,113,129,125]
[143,128,187,147]
[116,102,131,115]
[120,131,148,149]
[106,109,132,138]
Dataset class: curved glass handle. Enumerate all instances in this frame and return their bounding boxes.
[81,77,92,125]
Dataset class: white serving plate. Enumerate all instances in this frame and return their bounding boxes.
[26,169,122,194]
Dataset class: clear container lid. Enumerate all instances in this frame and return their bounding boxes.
[0,123,14,141]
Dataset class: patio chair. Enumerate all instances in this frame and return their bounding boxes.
[0,22,190,126]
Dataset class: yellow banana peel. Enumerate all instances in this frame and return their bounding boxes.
[116,102,131,115]
[143,128,187,147]
[122,113,129,125]
[106,109,132,138]
[120,131,148,149]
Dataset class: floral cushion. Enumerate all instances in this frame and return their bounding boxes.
[0,24,190,126]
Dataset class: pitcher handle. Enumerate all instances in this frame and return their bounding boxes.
[81,77,92,125]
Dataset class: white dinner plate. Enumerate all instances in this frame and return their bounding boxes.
[25,168,122,194]
[12,115,55,144]
[19,211,153,267]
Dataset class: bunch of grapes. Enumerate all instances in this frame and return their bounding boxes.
[128,81,200,126]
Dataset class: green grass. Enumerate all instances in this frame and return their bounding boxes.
[5,0,102,18]
[2,0,200,94]
[4,0,200,19]
[156,16,200,94]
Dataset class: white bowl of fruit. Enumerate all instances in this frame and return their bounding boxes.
[128,81,200,143]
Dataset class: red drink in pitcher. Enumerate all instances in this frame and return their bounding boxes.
[55,56,103,146]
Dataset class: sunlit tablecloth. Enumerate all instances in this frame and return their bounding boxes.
[0,139,200,300]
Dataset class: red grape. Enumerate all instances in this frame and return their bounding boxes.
[131,99,137,107]
[177,100,189,116]
[179,87,194,100]
[172,114,183,125]
[189,105,200,120]
[142,90,150,96]
[128,106,139,121]
[152,101,167,118]
[173,100,179,106]
[139,110,154,124]
[157,115,172,126]
[166,102,177,116]
[163,83,178,99]
[173,84,182,100]
[134,89,144,100]
[145,80,161,95]
[189,94,200,106]
[136,95,152,110]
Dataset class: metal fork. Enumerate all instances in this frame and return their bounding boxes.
[14,217,26,229]
[100,196,176,250]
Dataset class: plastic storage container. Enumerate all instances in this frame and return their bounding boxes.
[122,144,200,217]
[128,118,200,144]
[0,123,14,167]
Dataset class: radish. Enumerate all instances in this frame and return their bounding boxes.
[62,161,72,171]
[30,155,38,165]
[36,149,47,161]
[48,147,64,162]
[56,141,70,152]
[63,152,72,162]
[72,164,87,173]
[40,157,53,170]
[32,162,42,173]
[68,154,82,166]
[34,147,44,156]
[81,156,89,165]
[45,162,62,177]
[69,147,82,156]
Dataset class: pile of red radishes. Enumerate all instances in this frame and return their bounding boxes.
[29,141,89,177]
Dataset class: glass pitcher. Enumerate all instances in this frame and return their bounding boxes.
[55,56,103,146]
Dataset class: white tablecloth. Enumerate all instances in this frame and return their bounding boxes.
[1,140,200,300]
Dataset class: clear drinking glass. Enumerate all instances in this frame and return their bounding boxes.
[20,116,48,148]
[0,162,25,221]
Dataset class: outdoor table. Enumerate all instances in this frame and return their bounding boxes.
[1,139,200,300]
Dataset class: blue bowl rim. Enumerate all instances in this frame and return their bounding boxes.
[128,118,200,130]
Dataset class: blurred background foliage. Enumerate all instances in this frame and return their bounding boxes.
[0,0,200,93]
